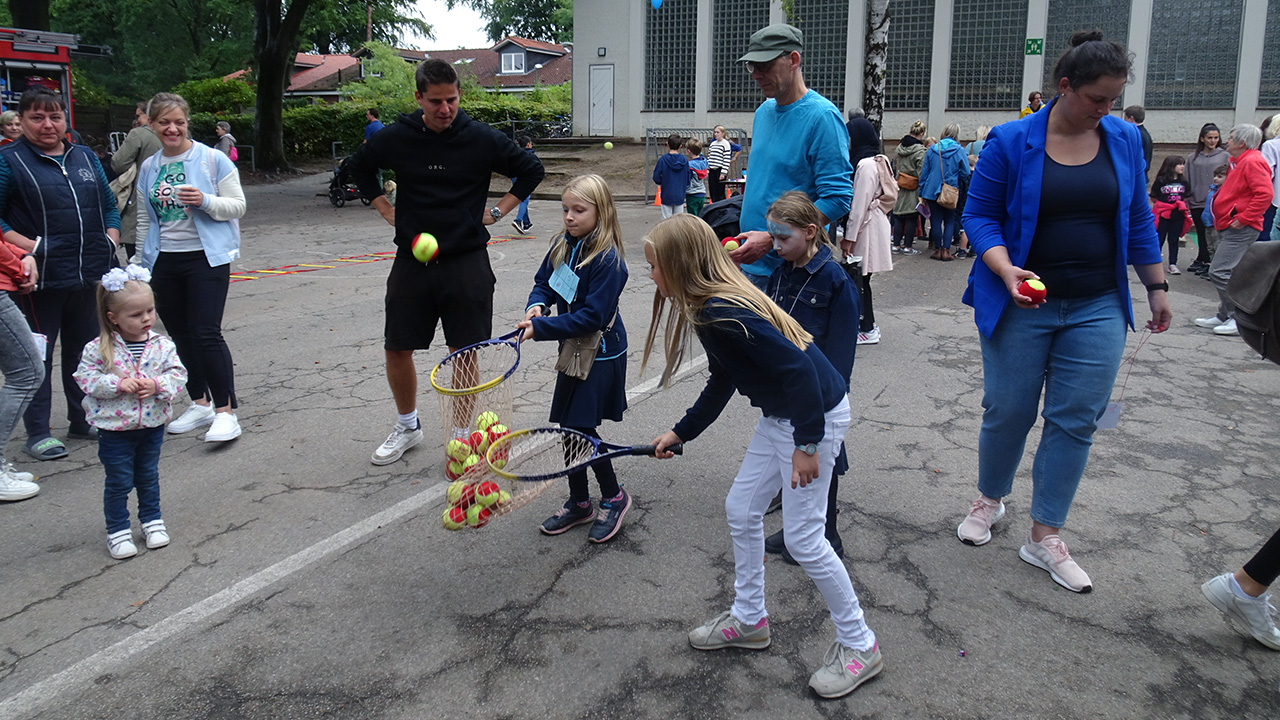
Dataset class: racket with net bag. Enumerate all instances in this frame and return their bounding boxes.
[429,329,522,397]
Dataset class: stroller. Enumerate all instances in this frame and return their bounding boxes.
[328,155,370,208]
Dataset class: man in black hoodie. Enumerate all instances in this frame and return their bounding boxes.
[349,59,544,467]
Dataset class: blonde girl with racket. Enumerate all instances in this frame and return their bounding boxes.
[644,214,881,699]
[517,174,631,543]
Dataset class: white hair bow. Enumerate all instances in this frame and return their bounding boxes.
[100,264,152,292]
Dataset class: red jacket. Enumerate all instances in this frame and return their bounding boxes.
[1212,148,1275,231]
[0,242,27,292]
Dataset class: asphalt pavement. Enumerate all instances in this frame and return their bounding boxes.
[1,174,1278,719]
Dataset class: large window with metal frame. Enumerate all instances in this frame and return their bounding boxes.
[1042,0,1131,93]
[1145,0,1243,108]
[884,0,934,110]
[644,0,697,111]
[788,0,849,109]
[1259,0,1280,108]
[948,0,1028,110]
[711,0,770,111]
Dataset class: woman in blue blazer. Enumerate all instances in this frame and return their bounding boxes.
[956,31,1171,593]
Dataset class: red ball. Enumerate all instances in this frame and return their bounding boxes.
[468,431,486,450]
[1018,279,1047,303]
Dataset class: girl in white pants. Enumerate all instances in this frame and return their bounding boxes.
[642,215,881,699]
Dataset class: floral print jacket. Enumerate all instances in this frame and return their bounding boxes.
[74,331,188,431]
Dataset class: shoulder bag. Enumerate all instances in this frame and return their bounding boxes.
[935,146,958,209]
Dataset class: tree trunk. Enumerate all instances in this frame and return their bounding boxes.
[10,0,51,30]
[253,0,315,173]
[863,0,891,136]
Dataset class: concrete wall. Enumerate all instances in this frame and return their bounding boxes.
[577,0,1277,143]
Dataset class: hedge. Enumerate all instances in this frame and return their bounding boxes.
[186,89,570,161]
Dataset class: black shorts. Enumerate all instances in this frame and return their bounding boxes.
[384,247,494,351]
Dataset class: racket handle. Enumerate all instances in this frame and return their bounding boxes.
[633,443,683,457]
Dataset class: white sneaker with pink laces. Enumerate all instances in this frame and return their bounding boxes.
[956,496,1004,546]
[1019,533,1093,593]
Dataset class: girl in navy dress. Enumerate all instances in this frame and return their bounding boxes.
[644,214,881,700]
[518,174,631,543]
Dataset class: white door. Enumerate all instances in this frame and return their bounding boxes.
[589,65,614,137]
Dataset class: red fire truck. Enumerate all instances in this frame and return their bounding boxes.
[0,27,111,126]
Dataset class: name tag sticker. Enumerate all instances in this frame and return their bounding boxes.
[1097,401,1122,430]
[549,263,580,304]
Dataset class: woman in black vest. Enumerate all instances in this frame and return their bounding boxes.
[0,88,120,460]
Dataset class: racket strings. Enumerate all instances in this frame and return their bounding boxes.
[490,429,596,480]
[431,342,518,396]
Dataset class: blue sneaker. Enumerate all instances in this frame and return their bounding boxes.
[587,489,631,543]
[540,499,595,535]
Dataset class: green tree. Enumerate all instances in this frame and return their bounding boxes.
[343,41,416,108]
[301,0,432,55]
[447,0,572,44]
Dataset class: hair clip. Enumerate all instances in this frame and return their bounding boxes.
[100,264,151,292]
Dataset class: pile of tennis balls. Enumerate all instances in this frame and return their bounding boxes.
[440,410,513,530]
[444,410,511,481]
[441,479,512,530]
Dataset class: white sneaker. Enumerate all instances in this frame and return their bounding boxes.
[1019,533,1093,593]
[107,529,137,559]
[1213,318,1239,336]
[0,467,39,501]
[2,460,34,483]
[168,403,216,434]
[1168,264,1181,275]
[856,326,881,345]
[957,496,1005,546]
[142,519,170,549]
[1201,573,1280,650]
[203,412,242,442]
[1193,316,1226,329]
[371,422,423,465]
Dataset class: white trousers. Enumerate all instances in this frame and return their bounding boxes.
[725,396,875,651]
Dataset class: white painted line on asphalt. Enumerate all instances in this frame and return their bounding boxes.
[0,352,710,718]
[0,483,446,719]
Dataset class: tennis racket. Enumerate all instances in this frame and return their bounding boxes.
[429,329,522,396]
[485,426,683,482]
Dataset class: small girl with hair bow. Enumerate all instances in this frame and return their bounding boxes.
[74,265,187,560]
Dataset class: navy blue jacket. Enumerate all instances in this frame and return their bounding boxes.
[526,234,628,360]
[652,153,690,207]
[672,299,846,446]
[765,244,858,387]
[0,138,120,291]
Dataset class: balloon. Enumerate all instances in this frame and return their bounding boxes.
[651,0,662,8]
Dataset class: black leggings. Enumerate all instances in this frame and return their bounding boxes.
[565,425,619,503]
[860,273,875,332]
[708,172,727,203]
[1190,206,1211,265]
[1243,526,1280,587]
[893,212,919,248]
[1157,213,1183,266]
[151,251,238,409]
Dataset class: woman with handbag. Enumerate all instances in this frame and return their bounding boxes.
[918,123,970,261]
[891,121,927,255]
[519,174,632,544]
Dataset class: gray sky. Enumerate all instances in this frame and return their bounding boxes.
[410,1,492,50]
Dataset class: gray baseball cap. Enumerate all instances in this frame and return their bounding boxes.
[738,23,804,63]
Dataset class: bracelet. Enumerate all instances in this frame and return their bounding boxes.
[1145,281,1169,293]
[20,253,32,260]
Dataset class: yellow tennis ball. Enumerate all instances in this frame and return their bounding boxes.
[498,490,512,504]
[475,480,502,507]
[446,460,464,480]
[447,438,471,462]
[476,411,499,431]
[603,141,614,150]
[442,506,466,530]
[462,454,482,473]
[490,457,507,471]
[412,233,438,263]
[446,480,468,505]
[466,504,491,527]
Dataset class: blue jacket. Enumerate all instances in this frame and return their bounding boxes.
[0,139,120,290]
[526,234,628,360]
[652,153,690,207]
[961,99,1162,337]
[136,141,243,268]
[918,138,971,202]
[764,244,858,388]
[672,299,846,447]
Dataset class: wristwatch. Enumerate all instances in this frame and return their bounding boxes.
[489,207,502,221]
[796,443,818,456]
[1145,281,1169,293]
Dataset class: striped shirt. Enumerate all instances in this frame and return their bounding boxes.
[707,138,732,171]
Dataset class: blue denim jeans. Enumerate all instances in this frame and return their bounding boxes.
[927,200,957,250]
[0,294,44,462]
[516,195,531,227]
[976,291,1127,528]
[100,426,165,533]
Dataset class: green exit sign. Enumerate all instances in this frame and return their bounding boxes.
[1025,38,1044,55]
